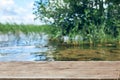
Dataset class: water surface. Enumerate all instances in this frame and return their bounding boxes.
[0,32,54,61]
[0,32,120,61]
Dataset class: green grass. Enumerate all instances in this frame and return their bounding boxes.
[0,23,57,34]
[0,23,119,45]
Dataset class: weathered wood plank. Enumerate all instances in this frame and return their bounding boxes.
[0,61,120,80]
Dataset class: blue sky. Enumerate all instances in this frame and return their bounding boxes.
[0,0,43,24]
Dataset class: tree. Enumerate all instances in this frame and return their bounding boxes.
[34,0,120,43]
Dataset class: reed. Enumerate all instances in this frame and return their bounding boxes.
[0,23,56,34]
[0,23,119,45]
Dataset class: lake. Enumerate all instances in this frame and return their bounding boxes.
[0,32,120,61]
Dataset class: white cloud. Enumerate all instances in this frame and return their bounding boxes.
[0,0,14,10]
[0,0,14,8]
[0,0,43,25]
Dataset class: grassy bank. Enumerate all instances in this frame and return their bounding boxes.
[0,23,56,34]
[0,23,120,46]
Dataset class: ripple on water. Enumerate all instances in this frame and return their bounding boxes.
[0,33,51,61]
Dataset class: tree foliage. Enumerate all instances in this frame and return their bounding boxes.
[34,0,120,43]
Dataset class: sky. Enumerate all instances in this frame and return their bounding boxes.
[0,0,43,24]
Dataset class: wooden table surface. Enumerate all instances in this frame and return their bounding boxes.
[0,61,120,80]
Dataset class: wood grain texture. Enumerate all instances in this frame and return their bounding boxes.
[0,61,120,80]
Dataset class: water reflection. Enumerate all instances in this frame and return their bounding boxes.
[0,32,48,47]
[0,32,54,61]
[0,32,120,61]
[53,45,120,61]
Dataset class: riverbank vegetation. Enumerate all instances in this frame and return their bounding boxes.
[34,0,120,45]
[0,23,56,34]
[0,23,119,46]
[0,0,120,46]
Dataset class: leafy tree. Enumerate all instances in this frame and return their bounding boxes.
[34,0,120,44]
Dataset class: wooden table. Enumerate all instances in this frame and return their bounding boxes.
[0,61,120,80]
